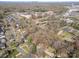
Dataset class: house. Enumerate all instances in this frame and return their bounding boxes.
[63,18,73,24]
[0,39,6,44]
[0,26,6,49]
[0,43,6,49]
[0,26,4,33]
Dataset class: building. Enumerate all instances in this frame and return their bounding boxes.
[0,26,6,49]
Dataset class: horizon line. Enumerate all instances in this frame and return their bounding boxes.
[0,1,79,2]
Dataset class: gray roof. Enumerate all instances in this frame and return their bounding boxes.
[0,43,5,49]
[0,39,6,43]
[0,35,5,39]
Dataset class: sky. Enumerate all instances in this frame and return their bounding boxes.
[0,0,79,2]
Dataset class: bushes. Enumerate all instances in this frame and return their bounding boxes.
[0,9,9,19]
[31,43,37,54]
[0,13,4,19]
[19,9,26,12]
[27,36,37,54]
[32,8,47,12]
[7,49,19,58]
[27,36,33,45]
[71,23,79,30]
